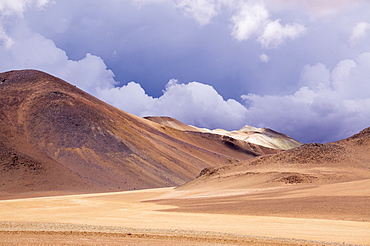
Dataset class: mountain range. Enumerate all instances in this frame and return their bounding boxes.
[1,70,369,201]
[0,70,287,198]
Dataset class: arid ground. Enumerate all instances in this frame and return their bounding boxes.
[1,178,369,246]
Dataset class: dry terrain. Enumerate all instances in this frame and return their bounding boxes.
[0,182,369,245]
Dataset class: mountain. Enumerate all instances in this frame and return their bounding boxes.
[145,116,301,150]
[0,70,281,198]
[179,127,370,191]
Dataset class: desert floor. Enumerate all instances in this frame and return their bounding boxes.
[0,180,369,245]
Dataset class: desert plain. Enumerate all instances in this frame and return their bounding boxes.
[0,178,369,245]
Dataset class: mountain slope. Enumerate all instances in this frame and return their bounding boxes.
[0,70,277,198]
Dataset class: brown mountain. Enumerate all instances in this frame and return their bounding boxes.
[0,70,279,198]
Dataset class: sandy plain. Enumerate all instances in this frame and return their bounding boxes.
[1,179,369,246]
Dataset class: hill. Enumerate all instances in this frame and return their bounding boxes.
[181,127,370,190]
[0,70,280,198]
[157,127,370,221]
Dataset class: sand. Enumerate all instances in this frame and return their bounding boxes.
[0,182,369,246]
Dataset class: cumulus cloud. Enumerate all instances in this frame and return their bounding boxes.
[172,0,308,47]
[231,1,306,48]
[0,0,49,16]
[258,20,306,48]
[231,1,269,41]
[242,52,370,143]
[349,22,370,46]
[98,79,248,130]
[153,80,248,129]
[0,29,116,96]
[259,53,270,62]
[175,0,220,26]
[97,82,156,117]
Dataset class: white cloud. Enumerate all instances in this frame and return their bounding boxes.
[231,1,269,41]
[259,53,270,62]
[349,21,370,46]
[258,19,306,48]
[174,0,240,26]
[0,0,50,16]
[0,29,116,96]
[299,63,331,90]
[0,0,51,48]
[97,82,156,116]
[175,0,220,26]
[63,53,117,95]
[242,52,370,143]
[152,0,308,47]
[231,1,306,48]
[98,79,248,130]
[153,80,248,129]
[0,26,13,48]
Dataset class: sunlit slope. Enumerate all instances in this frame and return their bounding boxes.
[145,117,302,150]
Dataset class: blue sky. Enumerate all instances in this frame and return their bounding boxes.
[0,0,369,143]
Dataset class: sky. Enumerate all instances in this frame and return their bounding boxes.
[0,0,369,143]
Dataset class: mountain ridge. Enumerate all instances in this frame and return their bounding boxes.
[145,116,301,150]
